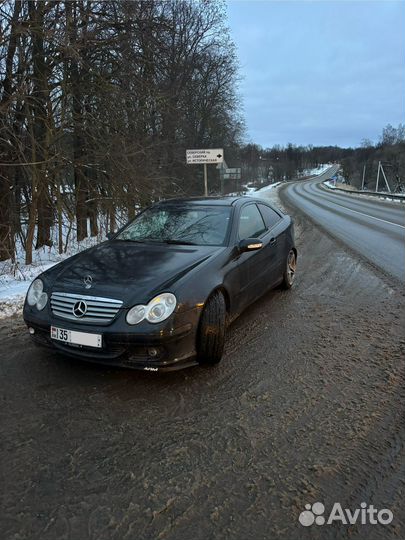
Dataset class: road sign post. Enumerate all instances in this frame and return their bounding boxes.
[186,148,224,195]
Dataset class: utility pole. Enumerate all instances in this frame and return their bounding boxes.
[376,161,392,193]
[380,163,391,193]
[361,164,366,190]
[204,163,208,196]
[376,161,381,192]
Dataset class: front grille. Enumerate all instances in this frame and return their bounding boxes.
[50,292,123,325]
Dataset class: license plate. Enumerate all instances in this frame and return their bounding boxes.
[51,326,102,348]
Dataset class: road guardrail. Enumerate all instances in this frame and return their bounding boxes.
[322,182,405,201]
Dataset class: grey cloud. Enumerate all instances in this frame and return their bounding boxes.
[228,0,405,147]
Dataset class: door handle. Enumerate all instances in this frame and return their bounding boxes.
[269,237,277,246]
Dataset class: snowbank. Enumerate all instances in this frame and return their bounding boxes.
[254,181,283,193]
[0,233,106,319]
[323,180,337,189]
[301,164,333,177]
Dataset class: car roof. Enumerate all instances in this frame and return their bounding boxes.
[154,196,270,207]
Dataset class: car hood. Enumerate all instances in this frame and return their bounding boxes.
[46,240,222,306]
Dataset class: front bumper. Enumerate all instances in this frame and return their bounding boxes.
[23,307,201,372]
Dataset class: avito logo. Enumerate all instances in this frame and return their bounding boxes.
[299,502,393,527]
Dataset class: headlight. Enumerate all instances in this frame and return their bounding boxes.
[126,293,177,325]
[27,279,44,306]
[36,292,48,311]
[146,293,176,323]
[126,305,146,325]
[26,279,48,311]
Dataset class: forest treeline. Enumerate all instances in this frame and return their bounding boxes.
[0,0,243,263]
[238,123,405,191]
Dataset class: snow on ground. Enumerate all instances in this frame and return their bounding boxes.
[0,218,108,319]
[227,181,282,198]
[245,181,285,209]
[301,163,333,177]
[253,181,282,193]
[0,261,57,319]
[255,183,285,211]
[323,180,337,189]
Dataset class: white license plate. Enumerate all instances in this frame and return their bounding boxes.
[51,326,102,348]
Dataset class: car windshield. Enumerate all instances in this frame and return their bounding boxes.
[116,205,232,246]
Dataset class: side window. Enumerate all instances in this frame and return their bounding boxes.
[238,204,267,239]
[258,204,281,229]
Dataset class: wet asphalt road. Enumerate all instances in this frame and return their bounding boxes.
[1,187,405,540]
[282,167,405,282]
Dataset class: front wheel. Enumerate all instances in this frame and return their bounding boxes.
[282,249,297,289]
[196,291,226,365]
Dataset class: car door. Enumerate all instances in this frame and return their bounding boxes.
[257,203,285,286]
[236,203,269,308]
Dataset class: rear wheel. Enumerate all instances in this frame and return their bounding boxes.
[196,291,226,365]
[282,249,297,289]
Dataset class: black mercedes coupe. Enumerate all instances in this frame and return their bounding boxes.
[23,197,297,371]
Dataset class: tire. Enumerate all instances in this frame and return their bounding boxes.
[282,249,297,289]
[196,291,226,365]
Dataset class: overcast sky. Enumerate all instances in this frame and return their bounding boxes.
[227,0,405,148]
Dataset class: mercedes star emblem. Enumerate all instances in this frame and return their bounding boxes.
[83,275,93,289]
[73,300,88,318]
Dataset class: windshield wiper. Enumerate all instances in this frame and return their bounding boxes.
[115,238,146,243]
[116,238,198,245]
[163,239,198,245]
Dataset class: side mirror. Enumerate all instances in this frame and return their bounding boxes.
[238,238,263,253]
[106,231,116,240]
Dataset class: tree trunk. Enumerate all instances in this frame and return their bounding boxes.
[89,200,99,237]
[67,0,89,242]
[28,0,52,249]
[36,185,53,248]
[0,167,15,261]
[109,205,116,234]
[0,1,21,261]
[25,190,38,265]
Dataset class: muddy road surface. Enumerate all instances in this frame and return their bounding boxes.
[1,195,405,540]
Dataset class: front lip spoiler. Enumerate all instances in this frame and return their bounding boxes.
[63,352,199,372]
[40,341,198,372]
